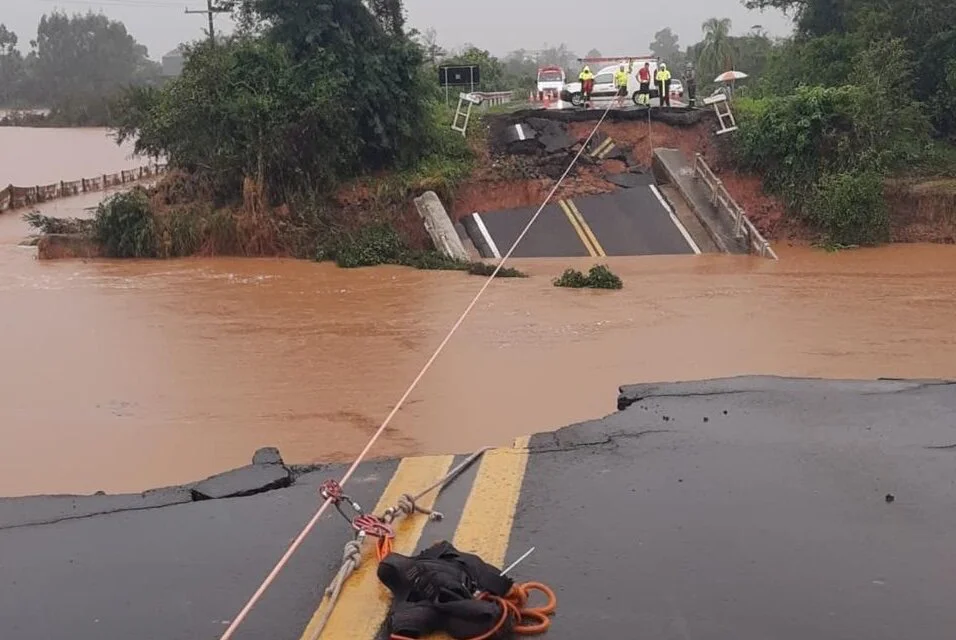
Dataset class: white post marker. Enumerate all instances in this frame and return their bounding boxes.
[514,124,526,141]
[649,184,701,255]
[471,212,502,259]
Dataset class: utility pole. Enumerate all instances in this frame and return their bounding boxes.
[185,0,230,43]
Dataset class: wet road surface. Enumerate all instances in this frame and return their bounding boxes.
[463,186,697,258]
[2,376,954,640]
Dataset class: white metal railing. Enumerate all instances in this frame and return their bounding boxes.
[472,91,514,107]
[692,153,777,259]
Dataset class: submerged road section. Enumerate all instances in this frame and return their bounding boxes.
[2,376,955,639]
[462,183,700,259]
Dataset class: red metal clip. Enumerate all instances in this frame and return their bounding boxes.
[319,479,344,502]
[351,514,395,539]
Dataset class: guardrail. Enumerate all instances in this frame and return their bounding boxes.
[0,163,168,213]
[473,91,514,107]
[692,153,777,259]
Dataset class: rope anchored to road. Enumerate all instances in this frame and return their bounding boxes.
[306,448,493,639]
[218,97,617,640]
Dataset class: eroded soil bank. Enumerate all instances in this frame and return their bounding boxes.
[452,113,955,244]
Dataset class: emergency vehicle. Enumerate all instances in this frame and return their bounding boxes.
[535,65,566,101]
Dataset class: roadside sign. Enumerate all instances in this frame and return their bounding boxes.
[438,65,480,87]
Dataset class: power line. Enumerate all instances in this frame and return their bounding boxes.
[184,0,230,43]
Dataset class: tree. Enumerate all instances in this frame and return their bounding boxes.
[22,12,160,122]
[744,0,956,137]
[650,28,681,64]
[0,25,27,106]
[697,18,735,78]
[585,48,602,58]
[501,49,538,92]
[733,30,774,78]
[537,43,576,70]
[117,0,443,200]
[444,45,505,91]
[416,27,445,64]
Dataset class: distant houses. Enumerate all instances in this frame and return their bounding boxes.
[161,48,184,78]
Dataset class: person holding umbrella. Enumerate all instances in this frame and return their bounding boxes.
[714,70,748,99]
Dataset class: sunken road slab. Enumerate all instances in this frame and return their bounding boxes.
[464,187,697,259]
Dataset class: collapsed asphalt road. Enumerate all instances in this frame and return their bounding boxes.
[465,116,703,258]
[2,376,955,640]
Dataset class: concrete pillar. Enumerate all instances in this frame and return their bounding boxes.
[413,191,469,262]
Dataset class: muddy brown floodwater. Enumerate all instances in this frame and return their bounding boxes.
[0,126,139,186]
[2,129,956,496]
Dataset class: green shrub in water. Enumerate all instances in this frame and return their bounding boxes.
[93,190,157,258]
[554,264,623,289]
[327,223,527,277]
[465,262,526,278]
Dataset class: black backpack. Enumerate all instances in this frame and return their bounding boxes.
[377,540,515,639]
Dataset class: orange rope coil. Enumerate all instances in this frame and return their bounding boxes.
[390,580,557,640]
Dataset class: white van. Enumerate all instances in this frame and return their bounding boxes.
[562,59,663,106]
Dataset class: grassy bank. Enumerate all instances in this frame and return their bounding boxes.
[25,187,527,278]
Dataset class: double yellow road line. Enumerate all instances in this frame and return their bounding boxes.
[589,137,617,160]
[558,199,606,257]
[301,436,531,640]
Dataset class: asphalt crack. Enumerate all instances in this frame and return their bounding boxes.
[529,429,674,454]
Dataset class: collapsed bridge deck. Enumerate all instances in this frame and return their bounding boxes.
[462,184,699,258]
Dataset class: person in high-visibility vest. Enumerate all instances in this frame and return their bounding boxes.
[613,64,629,107]
[655,63,672,107]
[578,66,594,107]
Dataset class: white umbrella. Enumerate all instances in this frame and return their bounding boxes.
[714,70,748,83]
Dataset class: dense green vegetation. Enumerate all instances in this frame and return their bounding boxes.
[110,0,483,266]
[725,0,955,245]
[553,265,623,290]
[647,2,956,245]
[0,14,159,125]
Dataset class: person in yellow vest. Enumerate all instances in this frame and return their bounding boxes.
[613,63,629,107]
[578,65,594,107]
[655,62,672,107]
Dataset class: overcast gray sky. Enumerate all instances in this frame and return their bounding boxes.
[1,0,794,59]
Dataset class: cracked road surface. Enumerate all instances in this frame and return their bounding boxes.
[462,187,698,259]
[2,376,955,639]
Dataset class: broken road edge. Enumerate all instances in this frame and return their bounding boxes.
[3,374,954,531]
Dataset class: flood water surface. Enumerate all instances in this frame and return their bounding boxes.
[0,127,140,186]
[2,131,956,496]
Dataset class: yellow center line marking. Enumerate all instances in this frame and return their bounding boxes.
[566,199,607,257]
[427,437,533,640]
[591,137,614,158]
[596,142,617,159]
[559,200,597,257]
[300,454,454,640]
[453,435,531,568]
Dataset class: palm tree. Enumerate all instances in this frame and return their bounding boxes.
[697,18,735,79]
